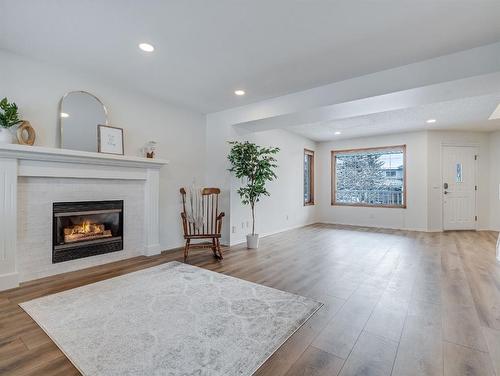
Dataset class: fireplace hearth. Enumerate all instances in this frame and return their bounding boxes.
[52,201,123,263]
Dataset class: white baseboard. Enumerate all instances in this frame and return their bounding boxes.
[0,272,19,291]
[228,221,436,246]
[144,244,162,256]
[319,221,496,233]
[167,221,497,251]
[229,222,317,246]
[317,221,430,232]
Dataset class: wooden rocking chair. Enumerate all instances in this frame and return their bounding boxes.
[180,187,225,261]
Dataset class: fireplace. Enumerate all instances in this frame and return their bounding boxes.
[52,201,123,263]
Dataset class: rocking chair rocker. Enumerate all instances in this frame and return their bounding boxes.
[180,187,224,261]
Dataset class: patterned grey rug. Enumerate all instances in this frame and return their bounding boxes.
[20,261,322,375]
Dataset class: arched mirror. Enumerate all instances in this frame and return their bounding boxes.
[60,91,108,152]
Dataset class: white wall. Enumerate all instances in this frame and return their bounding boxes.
[0,49,206,250]
[317,131,428,231]
[206,111,318,245]
[207,115,496,238]
[316,130,494,232]
[229,129,317,245]
[489,131,500,231]
[204,43,500,238]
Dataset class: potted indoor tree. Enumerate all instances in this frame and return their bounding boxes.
[0,98,22,144]
[228,141,280,249]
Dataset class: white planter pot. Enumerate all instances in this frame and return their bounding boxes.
[246,234,260,249]
[0,128,13,144]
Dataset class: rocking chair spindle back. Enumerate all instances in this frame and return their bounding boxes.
[180,187,224,260]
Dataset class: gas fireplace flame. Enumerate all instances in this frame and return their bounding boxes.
[68,220,95,235]
[81,220,91,234]
[64,220,112,243]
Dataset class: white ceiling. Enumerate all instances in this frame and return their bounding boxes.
[288,93,500,141]
[1,0,500,113]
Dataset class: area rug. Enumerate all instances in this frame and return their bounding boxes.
[20,261,322,376]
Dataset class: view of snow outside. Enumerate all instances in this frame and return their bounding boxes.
[304,154,313,203]
[335,149,404,206]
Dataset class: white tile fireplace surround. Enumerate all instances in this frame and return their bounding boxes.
[0,144,168,291]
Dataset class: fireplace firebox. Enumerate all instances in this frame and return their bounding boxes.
[52,201,123,263]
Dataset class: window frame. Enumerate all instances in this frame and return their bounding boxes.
[304,148,315,206]
[331,145,407,209]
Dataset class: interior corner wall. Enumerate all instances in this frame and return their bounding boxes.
[205,112,318,246]
[316,131,428,231]
[228,129,318,245]
[0,49,207,251]
[489,131,500,231]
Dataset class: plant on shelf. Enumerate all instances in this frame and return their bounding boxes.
[227,141,280,249]
[0,97,22,144]
[0,98,22,128]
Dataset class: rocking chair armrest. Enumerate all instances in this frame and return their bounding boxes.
[215,212,225,236]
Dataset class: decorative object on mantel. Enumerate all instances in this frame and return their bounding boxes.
[143,140,157,158]
[97,124,124,155]
[180,187,224,260]
[16,121,36,145]
[0,97,23,144]
[60,90,108,152]
[228,141,280,249]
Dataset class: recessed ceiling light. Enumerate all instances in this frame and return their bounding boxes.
[138,43,155,52]
[426,119,437,124]
[334,131,341,135]
[234,90,245,96]
[60,112,69,118]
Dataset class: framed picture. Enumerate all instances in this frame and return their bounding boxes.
[97,125,124,155]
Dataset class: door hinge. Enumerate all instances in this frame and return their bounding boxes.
[474,155,478,160]
[475,215,478,221]
[475,185,478,191]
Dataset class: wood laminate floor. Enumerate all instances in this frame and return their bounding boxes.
[1,224,500,375]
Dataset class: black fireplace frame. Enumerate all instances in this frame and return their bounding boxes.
[52,200,124,263]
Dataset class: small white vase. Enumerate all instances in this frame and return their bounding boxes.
[246,234,260,249]
[0,128,13,144]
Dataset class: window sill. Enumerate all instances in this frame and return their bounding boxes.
[331,202,406,209]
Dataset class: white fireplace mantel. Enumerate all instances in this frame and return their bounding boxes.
[0,144,168,291]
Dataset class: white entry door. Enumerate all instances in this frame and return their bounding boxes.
[442,146,477,230]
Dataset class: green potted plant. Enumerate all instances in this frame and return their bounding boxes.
[0,98,22,144]
[228,141,280,249]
